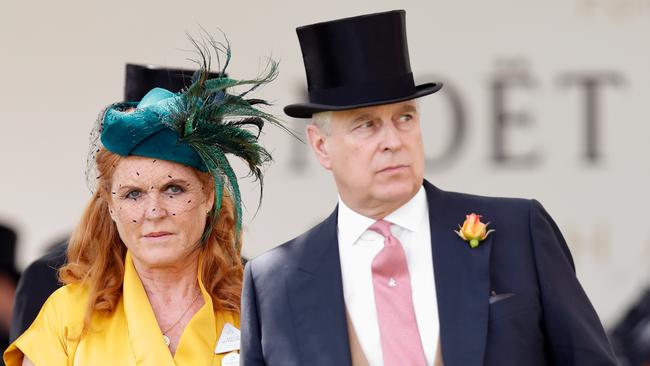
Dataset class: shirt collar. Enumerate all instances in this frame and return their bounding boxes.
[337,186,427,246]
[337,196,376,248]
[385,186,427,233]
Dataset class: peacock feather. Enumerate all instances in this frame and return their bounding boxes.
[162,33,295,249]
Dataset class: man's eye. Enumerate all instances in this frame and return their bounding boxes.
[358,120,374,129]
[165,185,184,194]
[398,114,413,122]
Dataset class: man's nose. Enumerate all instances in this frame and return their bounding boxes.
[379,120,404,151]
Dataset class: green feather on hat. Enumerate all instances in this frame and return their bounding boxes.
[98,34,294,249]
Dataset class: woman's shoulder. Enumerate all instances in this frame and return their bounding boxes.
[3,283,91,365]
[40,282,90,324]
[48,282,90,305]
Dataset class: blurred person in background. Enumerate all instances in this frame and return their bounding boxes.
[8,64,221,343]
[0,224,20,366]
[610,289,650,366]
[4,36,288,365]
[8,239,66,344]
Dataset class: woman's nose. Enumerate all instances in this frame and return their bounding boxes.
[143,196,168,219]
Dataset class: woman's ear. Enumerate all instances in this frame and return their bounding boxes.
[102,191,116,222]
[107,203,116,222]
[206,187,215,215]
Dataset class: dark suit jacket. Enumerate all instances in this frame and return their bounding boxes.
[241,181,618,365]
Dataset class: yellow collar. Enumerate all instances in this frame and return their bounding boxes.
[123,251,217,365]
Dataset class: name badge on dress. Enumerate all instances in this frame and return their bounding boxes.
[215,322,241,354]
[221,351,240,366]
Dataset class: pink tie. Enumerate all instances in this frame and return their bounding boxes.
[370,220,427,366]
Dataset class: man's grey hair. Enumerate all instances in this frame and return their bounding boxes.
[310,111,333,135]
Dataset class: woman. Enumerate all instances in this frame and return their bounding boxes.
[3,37,286,365]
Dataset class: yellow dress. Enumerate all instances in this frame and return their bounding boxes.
[3,252,240,366]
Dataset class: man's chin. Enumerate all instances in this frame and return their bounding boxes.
[372,180,420,204]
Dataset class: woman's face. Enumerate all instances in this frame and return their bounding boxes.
[107,156,214,269]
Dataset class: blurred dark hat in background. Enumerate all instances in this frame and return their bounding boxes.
[124,64,222,102]
[0,224,20,283]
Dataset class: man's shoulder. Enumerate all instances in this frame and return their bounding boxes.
[429,183,534,214]
[21,244,67,283]
[247,212,335,277]
[444,189,531,207]
[425,183,544,231]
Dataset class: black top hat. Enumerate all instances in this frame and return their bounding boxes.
[284,10,442,118]
[124,64,221,102]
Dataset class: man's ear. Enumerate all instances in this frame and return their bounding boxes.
[306,124,332,170]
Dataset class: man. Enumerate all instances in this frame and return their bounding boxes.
[0,224,20,366]
[8,240,66,342]
[241,10,618,366]
[609,288,650,365]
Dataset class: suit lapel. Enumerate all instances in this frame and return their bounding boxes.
[284,183,492,366]
[425,181,492,366]
[286,208,353,366]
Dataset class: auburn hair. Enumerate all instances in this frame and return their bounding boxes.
[59,149,243,331]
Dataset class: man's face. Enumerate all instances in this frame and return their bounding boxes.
[307,100,425,215]
[0,273,16,331]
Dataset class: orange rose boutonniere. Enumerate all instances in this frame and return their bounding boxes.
[455,213,495,248]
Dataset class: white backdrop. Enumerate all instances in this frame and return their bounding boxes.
[1,0,648,326]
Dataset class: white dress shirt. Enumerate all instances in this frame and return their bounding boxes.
[337,187,439,366]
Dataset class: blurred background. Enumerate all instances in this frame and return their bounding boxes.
[1,0,648,363]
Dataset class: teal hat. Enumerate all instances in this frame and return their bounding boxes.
[101,88,208,172]
[94,36,294,246]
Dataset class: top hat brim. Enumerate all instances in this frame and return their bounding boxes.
[284,82,443,119]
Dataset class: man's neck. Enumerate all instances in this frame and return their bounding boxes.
[340,192,418,221]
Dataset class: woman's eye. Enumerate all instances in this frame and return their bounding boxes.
[125,190,141,200]
[165,185,184,194]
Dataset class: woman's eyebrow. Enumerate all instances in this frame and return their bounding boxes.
[163,178,191,187]
[115,178,191,191]
[115,183,141,191]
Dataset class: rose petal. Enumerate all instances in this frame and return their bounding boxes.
[482,229,495,240]
[455,230,466,240]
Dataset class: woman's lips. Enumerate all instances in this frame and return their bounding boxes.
[144,232,172,238]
